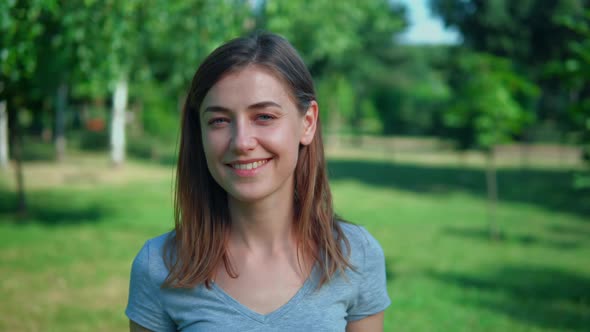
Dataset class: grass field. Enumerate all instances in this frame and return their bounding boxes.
[0,149,589,331]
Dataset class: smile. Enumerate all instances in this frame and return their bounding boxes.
[228,158,271,170]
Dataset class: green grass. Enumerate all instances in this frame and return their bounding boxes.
[0,155,589,331]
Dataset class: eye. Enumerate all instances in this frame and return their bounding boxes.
[256,113,276,122]
[207,117,230,127]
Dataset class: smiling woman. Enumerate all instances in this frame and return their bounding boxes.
[125,33,390,332]
[200,66,315,204]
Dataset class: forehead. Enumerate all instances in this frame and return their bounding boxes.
[201,65,295,110]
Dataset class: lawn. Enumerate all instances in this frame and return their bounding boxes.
[0,152,589,331]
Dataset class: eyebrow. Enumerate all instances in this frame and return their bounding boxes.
[203,101,282,114]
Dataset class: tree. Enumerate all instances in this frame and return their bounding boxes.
[258,0,407,135]
[142,0,251,96]
[90,1,143,166]
[550,10,590,187]
[34,1,92,161]
[2,1,100,166]
[112,0,251,161]
[430,0,588,135]
[0,0,59,215]
[372,45,452,136]
[442,50,539,238]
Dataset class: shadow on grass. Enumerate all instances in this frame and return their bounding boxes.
[0,188,110,225]
[547,224,590,238]
[429,265,590,331]
[327,159,590,219]
[385,256,396,282]
[442,226,581,250]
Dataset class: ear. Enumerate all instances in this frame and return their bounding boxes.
[300,100,318,146]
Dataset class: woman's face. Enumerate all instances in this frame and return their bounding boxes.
[200,65,317,204]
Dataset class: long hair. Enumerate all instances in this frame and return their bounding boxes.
[163,33,352,289]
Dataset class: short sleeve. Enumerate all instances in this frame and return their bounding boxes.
[346,227,391,321]
[125,240,176,331]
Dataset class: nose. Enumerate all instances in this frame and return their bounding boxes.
[231,119,257,153]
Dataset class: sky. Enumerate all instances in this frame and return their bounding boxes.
[396,0,461,44]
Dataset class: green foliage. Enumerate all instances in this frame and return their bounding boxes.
[141,106,179,143]
[127,135,177,165]
[550,10,590,187]
[553,11,590,114]
[430,0,588,144]
[317,74,383,135]
[142,0,251,94]
[20,137,55,161]
[1,0,253,171]
[359,98,383,135]
[260,0,406,132]
[429,0,586,66]
[75,130,109,151]
[316,74,356,132]
[263,0,405,70]
[443,51,539,150]
[0,0,56,81]
[372,45,452,135]
[132,81,179,142]
[126,136,159,160]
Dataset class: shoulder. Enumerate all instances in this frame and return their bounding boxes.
[336,222,391,320]
[131,231,175,286]
[338,222,374,244]
[127,231,178,331]
[338,222,385,265]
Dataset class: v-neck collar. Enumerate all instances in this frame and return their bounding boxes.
[209,265,318,324]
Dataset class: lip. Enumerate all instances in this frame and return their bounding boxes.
[226,157,272,177]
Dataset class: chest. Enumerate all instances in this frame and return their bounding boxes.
[162,271,356,332]
[213,259,308,315]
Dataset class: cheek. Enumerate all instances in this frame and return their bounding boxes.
[201,130,226,164]
[263,125,301,153]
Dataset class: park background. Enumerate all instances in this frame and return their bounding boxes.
[1,0,589,331]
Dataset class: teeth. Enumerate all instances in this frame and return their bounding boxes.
[232,159,268,170]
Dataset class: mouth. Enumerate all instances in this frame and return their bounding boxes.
[227,158,272,171]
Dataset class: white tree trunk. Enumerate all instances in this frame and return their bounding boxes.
[0,101,8,169]
[55,83,68,161]
[111,77,128,166]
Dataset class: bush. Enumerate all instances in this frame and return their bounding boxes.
[127,135,177,165]
[20,138,55,161]
[134,81,181,142]
[76,130,109,151]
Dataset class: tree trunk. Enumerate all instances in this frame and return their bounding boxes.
[55,83,68,161]
[485,149,499,240]
[0,101,8,169]
[110,77,128,166]
[15,129,26,217]
[8,103,27,217]
[520,143,531,170]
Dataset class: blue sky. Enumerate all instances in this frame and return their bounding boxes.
[395,0,460,44]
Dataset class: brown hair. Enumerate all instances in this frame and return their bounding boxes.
[163,32,352,289]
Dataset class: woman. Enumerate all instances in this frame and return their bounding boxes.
[126,33,390,331]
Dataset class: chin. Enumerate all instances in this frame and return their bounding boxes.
[227,191,270,204]
[223,183,269,203]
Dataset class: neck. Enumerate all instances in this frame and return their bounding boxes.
[228,192,296,255]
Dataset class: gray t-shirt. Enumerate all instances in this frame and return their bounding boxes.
[126,222,390,331]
